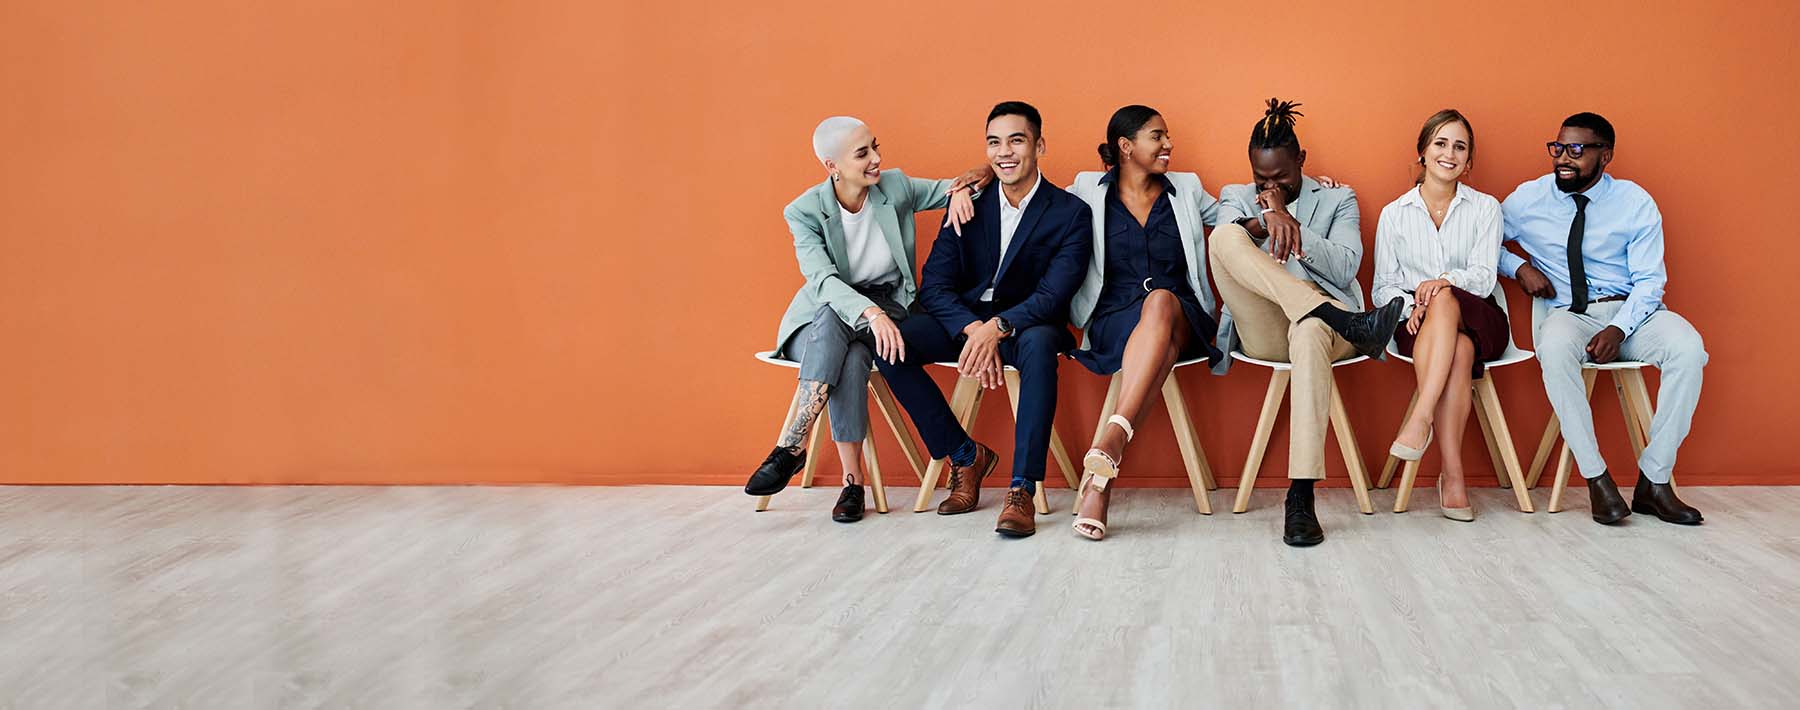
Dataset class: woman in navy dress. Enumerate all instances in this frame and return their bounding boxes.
[1064,105,1223,539]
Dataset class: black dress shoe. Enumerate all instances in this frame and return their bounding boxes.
[1631,473,1702,525]
[744,446,806,496]
[1283,489,1325,547]
[1331,297,1406,359]
[831,485,865,523]
[1586,472,1631,525]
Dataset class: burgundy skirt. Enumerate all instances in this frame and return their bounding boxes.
[1392,286,1510,379]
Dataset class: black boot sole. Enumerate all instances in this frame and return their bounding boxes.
[832,510,864,523]
[1592,508,1631,525]
[1630,501,1702,525]
[1283,532,1324,547]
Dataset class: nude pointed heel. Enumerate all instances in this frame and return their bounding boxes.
[1389,428,1433,461]
[1439,477,1475,522]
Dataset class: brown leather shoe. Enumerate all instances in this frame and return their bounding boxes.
[995,487,1036,537]
[936,442,997,515]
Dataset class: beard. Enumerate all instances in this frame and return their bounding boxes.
[1554,166,1592,193]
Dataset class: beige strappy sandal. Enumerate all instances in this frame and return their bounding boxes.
[1074,415,1133,541]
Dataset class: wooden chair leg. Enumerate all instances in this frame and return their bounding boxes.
[914,376,980,512]
[1233,370,1290,514]
[1047,428,1079,491]
[1474,376,1534,512]
[863,429,888,514]
[1613,373,1648,462]
[1377,390,1419,489]
[800,407,826,488]
[1470,382,1510,489]
[1393,458,1423,513]
[1161,374,1213,515]
[1328,381,1375,515]
[1619,369,1674,491]
[870,373,927,481]
[1548,442,1576,513]
[1547,370,1599,513]
[757,392,807,512]
[1526,411,1561,489]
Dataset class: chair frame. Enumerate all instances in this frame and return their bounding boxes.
[1229,352,1376,515]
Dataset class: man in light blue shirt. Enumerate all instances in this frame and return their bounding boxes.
[1500,112,1705,526]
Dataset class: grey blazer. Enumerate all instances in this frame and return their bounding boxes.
[1065,171,1220,349]
[774,169,959,355]
[1213,175,1367,373]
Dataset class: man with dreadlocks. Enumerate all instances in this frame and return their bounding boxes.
[1208,98,1404,547]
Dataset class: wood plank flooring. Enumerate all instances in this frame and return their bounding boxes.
[3,485,1798,709]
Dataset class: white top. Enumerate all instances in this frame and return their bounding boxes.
[1372,182,1503,314]
[981,171,1042,302]
[838,198,900,287]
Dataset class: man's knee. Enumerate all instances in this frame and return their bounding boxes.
[1013,326,1063,366]
[1535,315,1587,369]
[1287,319,1334,363]
[1208,223,1255,261]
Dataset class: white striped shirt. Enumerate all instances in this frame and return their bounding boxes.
[1372,182,1503,314]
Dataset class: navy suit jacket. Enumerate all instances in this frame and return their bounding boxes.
[918,174,1093,342]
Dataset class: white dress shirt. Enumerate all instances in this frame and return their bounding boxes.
[838,199,900,287]
[1372,182,1503,314]
[981,171,1042,302]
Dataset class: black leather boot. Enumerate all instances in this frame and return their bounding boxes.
[1312,297,1406,359]
[1586,472,1631,525]
[1630,473,1702,525]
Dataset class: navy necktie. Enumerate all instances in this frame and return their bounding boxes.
[1566,193,1591,314]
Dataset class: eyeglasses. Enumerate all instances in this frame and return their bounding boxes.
[1547,141,1609,158]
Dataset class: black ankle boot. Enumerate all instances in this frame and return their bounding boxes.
[831,485,865,523]
[1283,487,1324,547]
[745,446,806,496]
[1630,473,1702,525]
[1586,472,1631,525]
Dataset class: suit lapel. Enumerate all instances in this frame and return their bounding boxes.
[1292,175,1324,229]
[815,180,850,268]
[994,175,1048,285]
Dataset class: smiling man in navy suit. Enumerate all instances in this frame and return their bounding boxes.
[874,101,1093,538]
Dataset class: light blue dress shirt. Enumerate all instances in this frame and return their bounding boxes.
[1498,173,1666,336]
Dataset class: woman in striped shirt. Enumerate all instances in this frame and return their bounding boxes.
[1371,109,1509,521]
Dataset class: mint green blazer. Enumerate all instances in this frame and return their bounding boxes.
[774,169,959,355]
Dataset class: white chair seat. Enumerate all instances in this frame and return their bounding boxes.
[1229,351,1369,371]
[754,350,800,369]
[1383,343,1535,369]
[1583,359,1651,370]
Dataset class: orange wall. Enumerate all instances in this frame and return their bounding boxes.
[2,1,1794,485]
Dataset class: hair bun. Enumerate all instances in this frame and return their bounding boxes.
[1097,142,1117,167]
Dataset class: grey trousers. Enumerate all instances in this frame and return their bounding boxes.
[783,305,878,443]
[1533,301,1707,483]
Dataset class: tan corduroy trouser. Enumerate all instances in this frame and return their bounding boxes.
[1208,224,1358,480]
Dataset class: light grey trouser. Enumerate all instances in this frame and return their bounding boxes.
[1533,301,1707,483]
[785,305,877,443]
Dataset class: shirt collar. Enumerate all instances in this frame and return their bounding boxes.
[1001,171,1043,214]
[1559,172,1614,203]
[1096,168,1176,195]
[1399,181,1471,210]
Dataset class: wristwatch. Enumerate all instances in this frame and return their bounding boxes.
[994,316,1014,338]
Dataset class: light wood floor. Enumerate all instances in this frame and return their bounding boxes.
[3,485,1798,709]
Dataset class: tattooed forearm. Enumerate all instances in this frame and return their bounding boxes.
[776,380,831,449]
